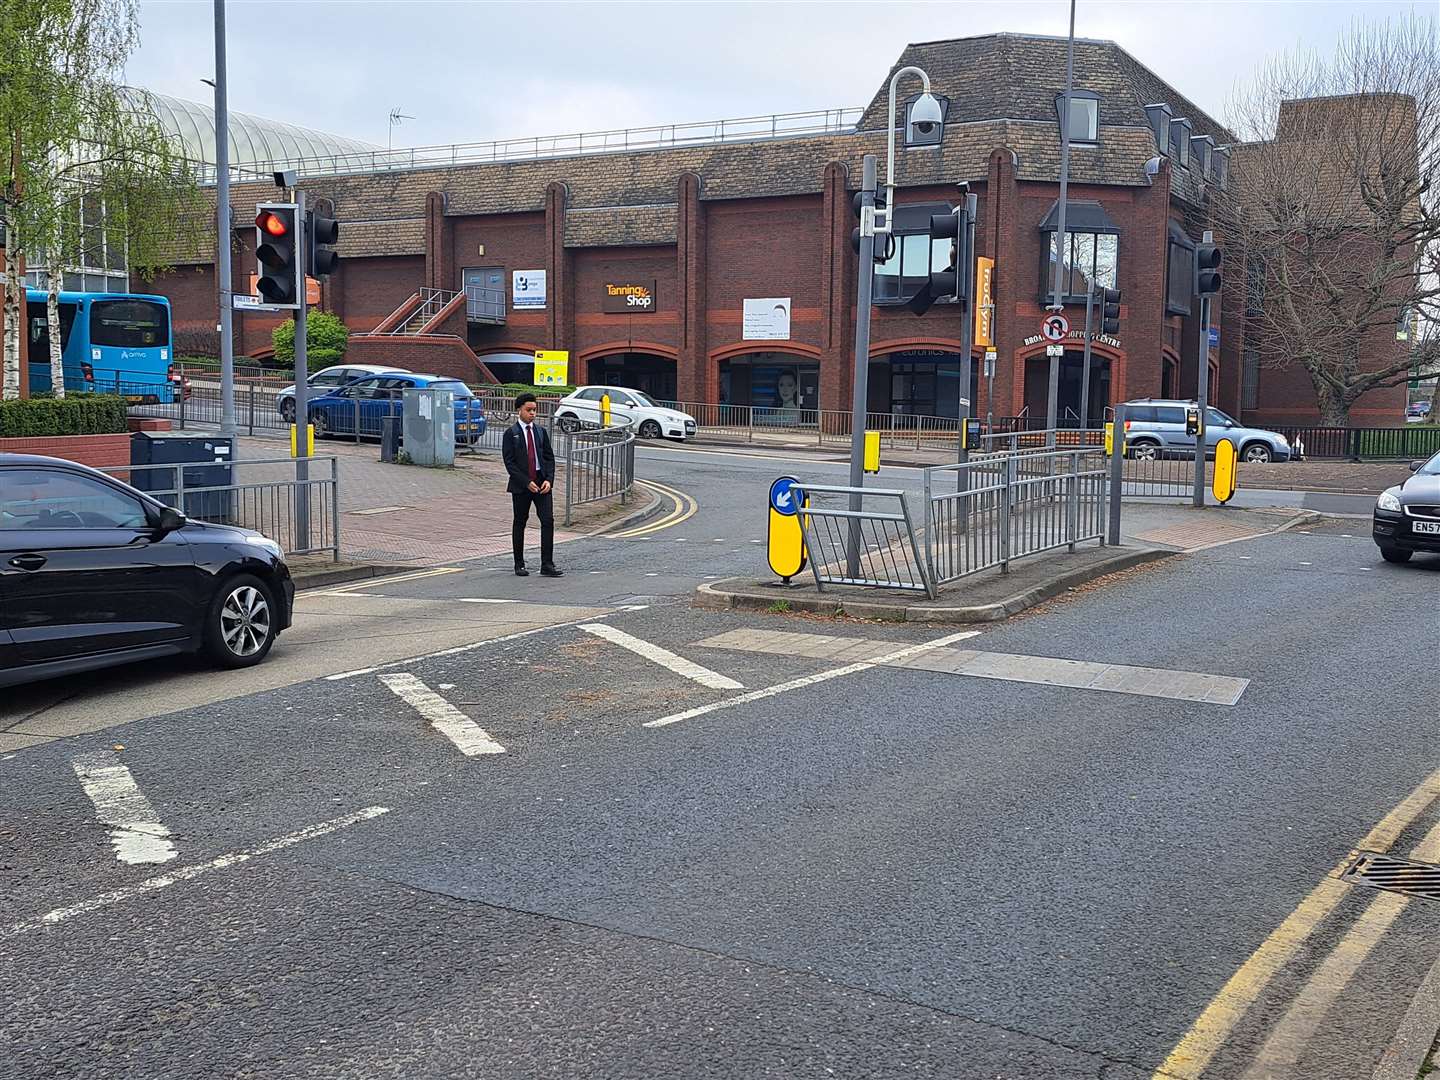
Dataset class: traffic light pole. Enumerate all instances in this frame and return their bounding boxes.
[213,0,235,436]
[1193,291,1211,508]
[294,189,311,548]
[846,154,878,577]
[1079,281,1095,432]
[957,191,977,494]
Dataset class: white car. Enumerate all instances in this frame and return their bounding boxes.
[276,364,406,422]
[554,386,697,440]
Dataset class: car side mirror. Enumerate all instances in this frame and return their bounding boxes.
[154,505,186,534]
[1411,460,1424,472]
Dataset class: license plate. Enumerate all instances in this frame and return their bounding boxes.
[459,423,477,431]
[1414,520,1440,535]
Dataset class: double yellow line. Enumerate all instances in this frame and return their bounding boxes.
[1156,762,1440,1078]
[609,480,697,539]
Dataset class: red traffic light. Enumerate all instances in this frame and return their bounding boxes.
[257,210,290,237]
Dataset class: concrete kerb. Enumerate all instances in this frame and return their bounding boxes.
[695,546,1177,624]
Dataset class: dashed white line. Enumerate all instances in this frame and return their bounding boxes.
[3,806,390,937]
[580,624,744,690]
[378,673,506,755]
[70,750,176,865]
[645,630,980,728]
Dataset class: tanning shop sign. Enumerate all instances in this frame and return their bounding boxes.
[602,279,656,313]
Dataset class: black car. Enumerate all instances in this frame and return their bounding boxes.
[1373,451,1440,564]
[0,453,294,688]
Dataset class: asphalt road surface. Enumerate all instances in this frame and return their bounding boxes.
[2,443,1436,1080]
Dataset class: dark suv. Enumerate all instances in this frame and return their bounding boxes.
[0,453,294,688]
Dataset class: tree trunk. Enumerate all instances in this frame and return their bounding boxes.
[46,259,65,398]
[1315,385,1351,428]
[1427,376,1440,424]
[2,255,21,400]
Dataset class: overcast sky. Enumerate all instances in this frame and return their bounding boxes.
[126,0,1424,152]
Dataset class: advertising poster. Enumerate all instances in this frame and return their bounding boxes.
[512,270,547,309]
[742,297,791,340]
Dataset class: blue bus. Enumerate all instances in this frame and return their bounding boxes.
[26,290,179,402]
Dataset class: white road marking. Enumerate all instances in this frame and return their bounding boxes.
[310,566,464,597]
[378,673,506,755]
[70,750,176,865]
[326,610,617,680]
[454,597,520,604]
[580,624,743,690]
[646,630,980,728]
[3,807,389,938]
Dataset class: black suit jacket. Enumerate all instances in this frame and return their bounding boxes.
[502,421,556,493]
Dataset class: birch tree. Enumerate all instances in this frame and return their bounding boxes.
[1223,15,1439,426]
[1,0,199,399]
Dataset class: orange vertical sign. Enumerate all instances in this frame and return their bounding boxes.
[974,257,995,348]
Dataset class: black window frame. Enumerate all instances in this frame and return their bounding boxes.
[88,299,170,349]
[899,94,951,148]
[1037,229,1119,306]
[1166,224,1196,317]
[872,201,956,307]
[1055,90,1100,144]
[1169,119,1192,168]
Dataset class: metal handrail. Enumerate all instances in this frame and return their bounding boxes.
[190,107,865,184]
[791,482,935,599]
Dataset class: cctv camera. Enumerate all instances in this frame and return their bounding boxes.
[908,92,944,141]
[273,169,298,188]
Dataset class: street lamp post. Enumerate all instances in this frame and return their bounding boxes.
[846,65,940,574]
[213,0,235,436]
[1046,0,1079,445]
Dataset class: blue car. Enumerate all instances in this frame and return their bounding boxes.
[304,372,487,445]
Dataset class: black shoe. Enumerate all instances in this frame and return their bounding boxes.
[514,566,530,577]
[540,565,564,578]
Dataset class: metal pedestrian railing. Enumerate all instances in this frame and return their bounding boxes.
[100,457,341,561]
[922,448,1109,585]
[790,483,935,599]
[559,419,637,526]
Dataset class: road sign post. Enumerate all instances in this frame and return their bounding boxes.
[847,155,879,577]
[294,189,310,552]
[1041,313,1069,447]
[767,476,807,583]
[1108,402,1126,545]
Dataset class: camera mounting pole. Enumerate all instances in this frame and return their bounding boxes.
[878,66,941,237]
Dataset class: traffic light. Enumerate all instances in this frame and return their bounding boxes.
[307,210,340,277]
[1100,288,1121,335]
[1196,242,1222,295]
[907,203,969,316]
[255,202,300,307]
[850,189,889,259]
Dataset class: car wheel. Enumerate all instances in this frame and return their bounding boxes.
[280,398,295,423]
[639,419,662,439]
[1380,546,1413,564]
[556,413,579,433]
[311,410,329,439]
[204,574,278,668]
[1129,440,1161,461]
[1242,442,1273,464]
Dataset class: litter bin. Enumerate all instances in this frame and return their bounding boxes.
[130,431,236,522]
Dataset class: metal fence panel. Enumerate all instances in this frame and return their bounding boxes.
[790,484,934,598]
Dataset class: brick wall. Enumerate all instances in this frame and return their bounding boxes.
[0,433,132,469]
[345,334,498,385]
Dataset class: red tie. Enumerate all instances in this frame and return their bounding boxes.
[526,425,538,480]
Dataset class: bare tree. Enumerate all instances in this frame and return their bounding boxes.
[1223,15,1439,427]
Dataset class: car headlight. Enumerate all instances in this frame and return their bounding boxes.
[243,534,283,556]
[1377,490,1403,512]
[1274,434,1289,447]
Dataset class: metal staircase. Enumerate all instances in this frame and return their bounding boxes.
[390,288,458,335]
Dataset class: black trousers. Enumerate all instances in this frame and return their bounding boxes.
[511,489,555,568]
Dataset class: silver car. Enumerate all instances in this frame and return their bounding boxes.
[1120,399,1293,463]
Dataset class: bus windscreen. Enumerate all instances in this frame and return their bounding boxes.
[90,300,170,348]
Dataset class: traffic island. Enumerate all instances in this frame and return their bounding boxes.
[696,544,1176,623]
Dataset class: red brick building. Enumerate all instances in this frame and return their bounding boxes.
[143,34,1301,425]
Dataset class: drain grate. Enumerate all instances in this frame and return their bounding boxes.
[1341,851,1440,902]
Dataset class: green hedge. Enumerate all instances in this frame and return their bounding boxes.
[490,382,575,397]
[272,311,349,373]
[0,394,129,437]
